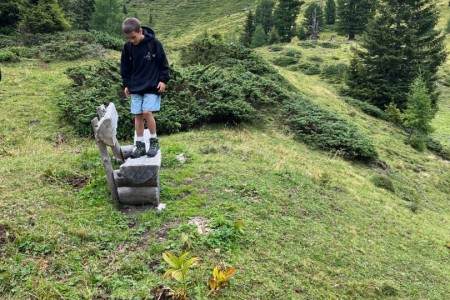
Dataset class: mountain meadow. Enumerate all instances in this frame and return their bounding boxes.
[0,0,449,299]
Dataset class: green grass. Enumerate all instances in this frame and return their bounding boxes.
[1,1,450,299]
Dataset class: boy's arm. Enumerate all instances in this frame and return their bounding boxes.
[120,43,132,89]
[155,40,170,84]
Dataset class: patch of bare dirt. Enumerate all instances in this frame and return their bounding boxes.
[0,224,14,246]
[64,174,90,189]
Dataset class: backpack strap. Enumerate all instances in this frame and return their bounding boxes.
[147,40,157,60]
[127,40,158,61]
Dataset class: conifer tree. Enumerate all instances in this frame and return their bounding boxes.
[241,10,256,47]
[336,0,375,40]
[303,2,324,40]
[403,76,434,137]
[0,0,22,31]
[71,0,95,30]
[325,0,336,25]
[267,27,280,44]
[346,0,446,110]
[273,0,305,42]
[91,0,122,36]
[255,0,275,35]
[251,24,266,48]
[20,0,69,34]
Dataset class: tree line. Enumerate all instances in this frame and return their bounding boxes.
[241,0,446,152]
[241,0,376,47]
[0,0,133,36]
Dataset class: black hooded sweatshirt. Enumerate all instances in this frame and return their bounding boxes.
[120,27,170,94]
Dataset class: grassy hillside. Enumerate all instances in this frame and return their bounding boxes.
[0,0,449,299]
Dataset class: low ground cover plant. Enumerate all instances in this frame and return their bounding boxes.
[284,95,378,161]
[343,97,387,120]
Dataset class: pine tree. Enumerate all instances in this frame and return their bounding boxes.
[403,76,434,137]
[336,0,375,40]
[303,2,324,40]
[325,0,336,25]
[0,0,22,31]
[20,0,69,34]
[71,0,95,30]
[241,10,256,47]
[267,26,280,44]
[91,0,122,36]
[346,0,447,110]
[251,24,266,48]
[255,0,275,35]
[273,0,305,42]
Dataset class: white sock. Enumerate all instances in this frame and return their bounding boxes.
[150,133,157,139]
[136,136,144,142]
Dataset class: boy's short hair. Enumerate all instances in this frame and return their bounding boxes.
[122,18,141,34]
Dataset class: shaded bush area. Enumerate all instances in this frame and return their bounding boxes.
[59,38,291,138]
[343,97,387,120]
[273,56,299,66]
[321,63,348,83]
[0,30,123,62]
[59,36,377,163]
[58,59,133,139]
[371,175,395,192]
[284,95,378,161]
[159,65,290,134]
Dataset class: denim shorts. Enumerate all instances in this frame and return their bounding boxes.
[130,93,161,114]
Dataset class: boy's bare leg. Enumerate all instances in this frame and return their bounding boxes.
[143,111,156,135]
[135,114,145,137]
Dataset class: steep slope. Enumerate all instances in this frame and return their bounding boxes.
[0,1,449,299]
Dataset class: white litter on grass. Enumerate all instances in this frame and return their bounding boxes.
[157,203,166,211]
[188,217,211,234]
[176,153,186,164]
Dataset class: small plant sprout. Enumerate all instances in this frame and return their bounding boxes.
[162,251,200,299]
[208,264,237,294]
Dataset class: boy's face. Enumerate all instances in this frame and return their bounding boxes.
[125,29,144,46]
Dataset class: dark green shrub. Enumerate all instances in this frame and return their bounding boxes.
[321,63,348,83]
[58,59,132,139]
[159,65,291,134]
[298,41,317,48]
[0,50,19,62]
[384,102,404,125]
[343,97,387,120]
[39,41,98,62]
[90,30,124,51]
[273,56,299,66]
[285,49,302,57]
[0,34,17,48]
[7,46,40,59]
[320,42,340,49]
[425,137,443,153]
[269,45,284,52]
[297,63,321,75]
[407,135,426,152]
[179,36,296,91]
[284,95,378,161]
[371,175,395,192]
[308,55,323,63]
[59,56,292,138]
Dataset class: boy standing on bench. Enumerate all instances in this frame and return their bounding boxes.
[120,17,170,158]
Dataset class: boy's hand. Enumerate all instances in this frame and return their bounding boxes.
[124,87,130,97]
[157,82,166,93]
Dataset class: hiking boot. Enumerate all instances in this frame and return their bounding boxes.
[130,141,146,158]
[147,138,160,157]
